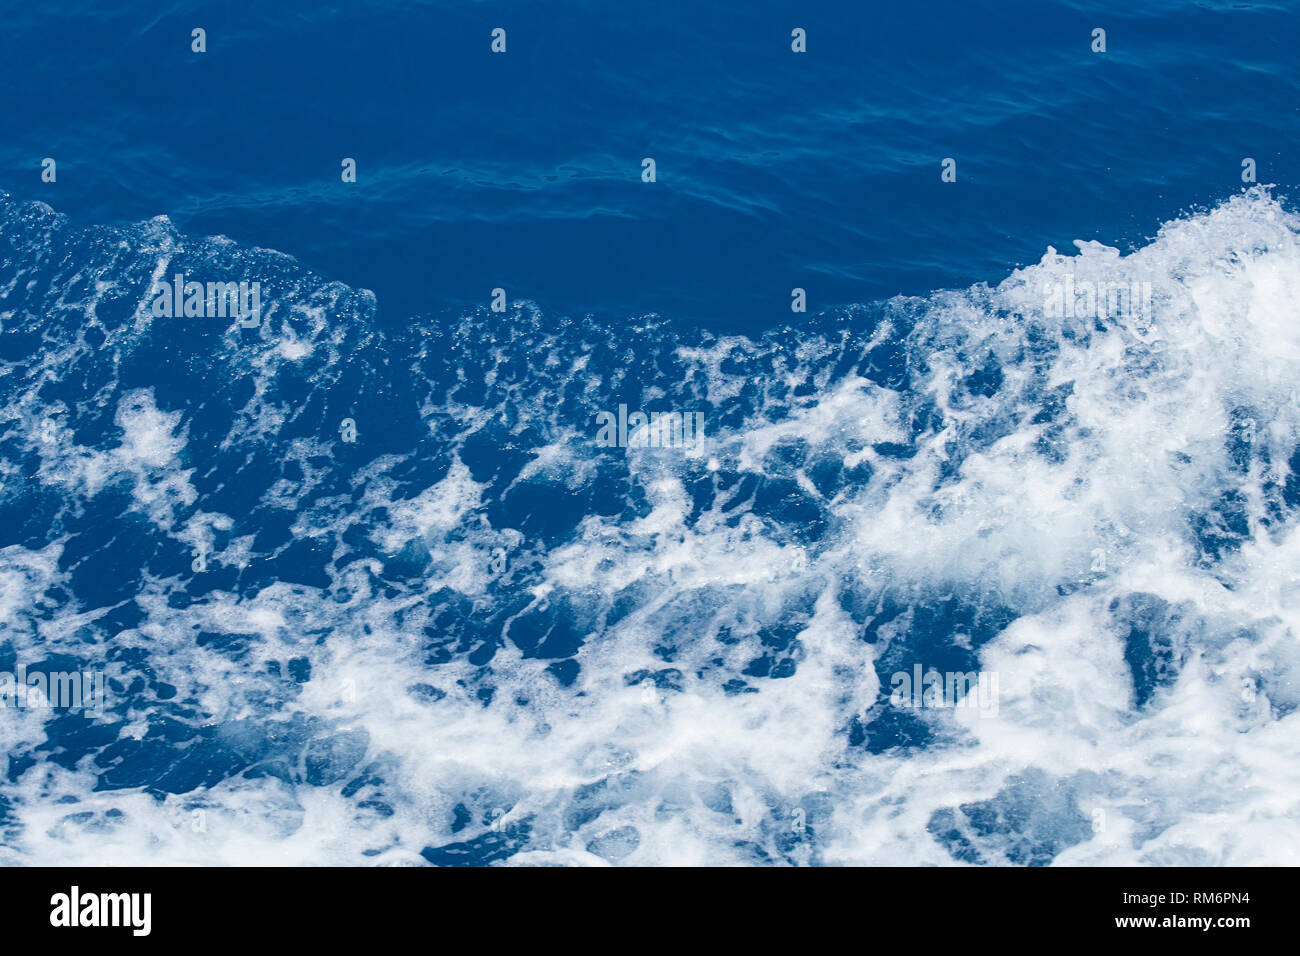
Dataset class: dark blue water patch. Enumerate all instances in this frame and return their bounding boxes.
[963,351,1004,398]
[188,458,290,537]
[743,654,798,680]
[743,619,808,680]
[0,487,64,552]
[602,580,657,635]
[1034,422,1071,465]
[63,707,374,797]
[749,477,827,543]
[861,338,911,392]
[699,783,733,817]
[449,802,474,834]
[245,508,306,559]
[107,644,193,708]
[805,450,847,498]
[1284,446,1300,509]
[717,472,760,519]
[1110,593,1188,710]
[505,594,588,661]
[1261,471,1289,529]
[762,438,812,472]
[421,589,490,666]
[407,683,446,706]
[7,753,36,784]
[967,413,1020,451]
[714,794,832,865]
[497,477,608,546]
[682,466,721,525]
[195,630,257,661]
[852,592,1015,753]
[420,821,532,867]
[91,716,244,794]
[622,668,683,692]
[849,705,935,754]
[906,400,947,444]
[587,825,640,862]
[835,578,886,628]
[722,678,759,697]
[56,500,153,599]
[0,792,17,830]
[1260,663,1300,720]
[727,840,778,865]
[927,769,1091,866]
[865,592,1014,669]
[464,637,500,672]
[264,537,335,590]
[1189,488,1250,567]
[35,713,126,772]
[286,657,311,683]
[870,441,917,461]
[1030,381,1075,426]
[458,426,535,487]
[563,771,643,833]
[546,659,580,687]
[303,727,370,786]
[182,561,242,600]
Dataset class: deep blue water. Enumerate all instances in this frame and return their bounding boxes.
[4,0,1297,328]
[1,1,1299,866]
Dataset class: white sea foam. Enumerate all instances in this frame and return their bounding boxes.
[0,189,1298,865]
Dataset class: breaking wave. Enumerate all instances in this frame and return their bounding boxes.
[2,187,1298,865]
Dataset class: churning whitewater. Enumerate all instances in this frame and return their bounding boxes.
[1,188,1298,865]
